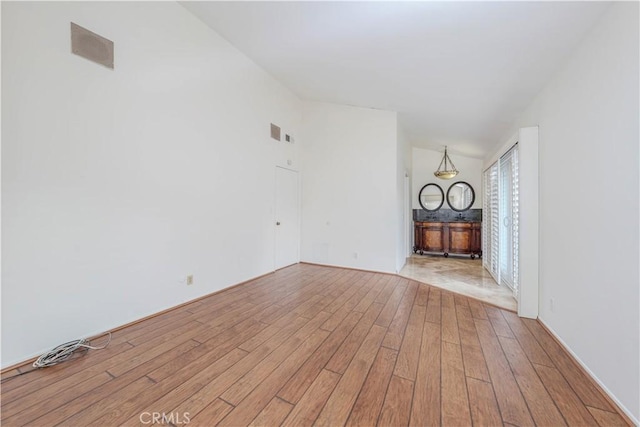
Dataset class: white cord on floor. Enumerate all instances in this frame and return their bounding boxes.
[32,332,112,368]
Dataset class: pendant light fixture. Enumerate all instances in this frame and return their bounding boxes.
[434,146,459,179]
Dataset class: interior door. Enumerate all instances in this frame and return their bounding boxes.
[275,167,299,269]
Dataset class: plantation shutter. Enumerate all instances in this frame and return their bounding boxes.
[499,144,520,295]
[483,161,500,282]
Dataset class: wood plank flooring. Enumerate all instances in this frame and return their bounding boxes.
[0,263,630,426]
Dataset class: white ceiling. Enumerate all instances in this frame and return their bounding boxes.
[181,1,610,158]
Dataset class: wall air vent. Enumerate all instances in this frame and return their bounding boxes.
[270,123,281,141]
[71,22,114,69]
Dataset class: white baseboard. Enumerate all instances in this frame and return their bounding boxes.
[538,318,639,426]
[299,260,395,276]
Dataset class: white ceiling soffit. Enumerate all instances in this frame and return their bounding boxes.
[181,1,610,158]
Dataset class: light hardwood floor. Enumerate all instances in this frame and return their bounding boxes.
[0,264,629,426]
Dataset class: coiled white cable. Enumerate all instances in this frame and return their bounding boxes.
[32,332,112,368]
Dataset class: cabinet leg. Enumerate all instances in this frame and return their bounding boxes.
[413,246,417,254]
[444,253,449,258]
[470,254,475,259]
[419,250,424,255]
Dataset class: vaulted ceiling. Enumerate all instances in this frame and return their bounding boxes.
[181,1,610,158]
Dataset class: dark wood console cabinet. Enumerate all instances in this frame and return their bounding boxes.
[413,221,482,258]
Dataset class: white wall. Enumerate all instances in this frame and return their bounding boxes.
[412,147,483,210]
[396,125,412,272]
[300,102,398,273]
[506,2,639,421]
[1,2,302,367]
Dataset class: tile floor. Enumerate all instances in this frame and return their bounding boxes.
[399,254,517,311]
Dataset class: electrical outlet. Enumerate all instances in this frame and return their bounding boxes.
[186,275,194,285]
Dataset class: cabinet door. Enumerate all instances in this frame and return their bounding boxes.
[448,225,472,253]
[421,226,444,252]
[471,224,482,253]
[414,223,422,250]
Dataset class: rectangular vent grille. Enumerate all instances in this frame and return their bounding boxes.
[270,123,281,141]
[71,22,114,69]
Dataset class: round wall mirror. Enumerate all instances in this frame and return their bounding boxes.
[447,181,475,212]
[418,183,445,211]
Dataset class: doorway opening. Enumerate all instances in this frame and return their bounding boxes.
[400,127,538,314]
